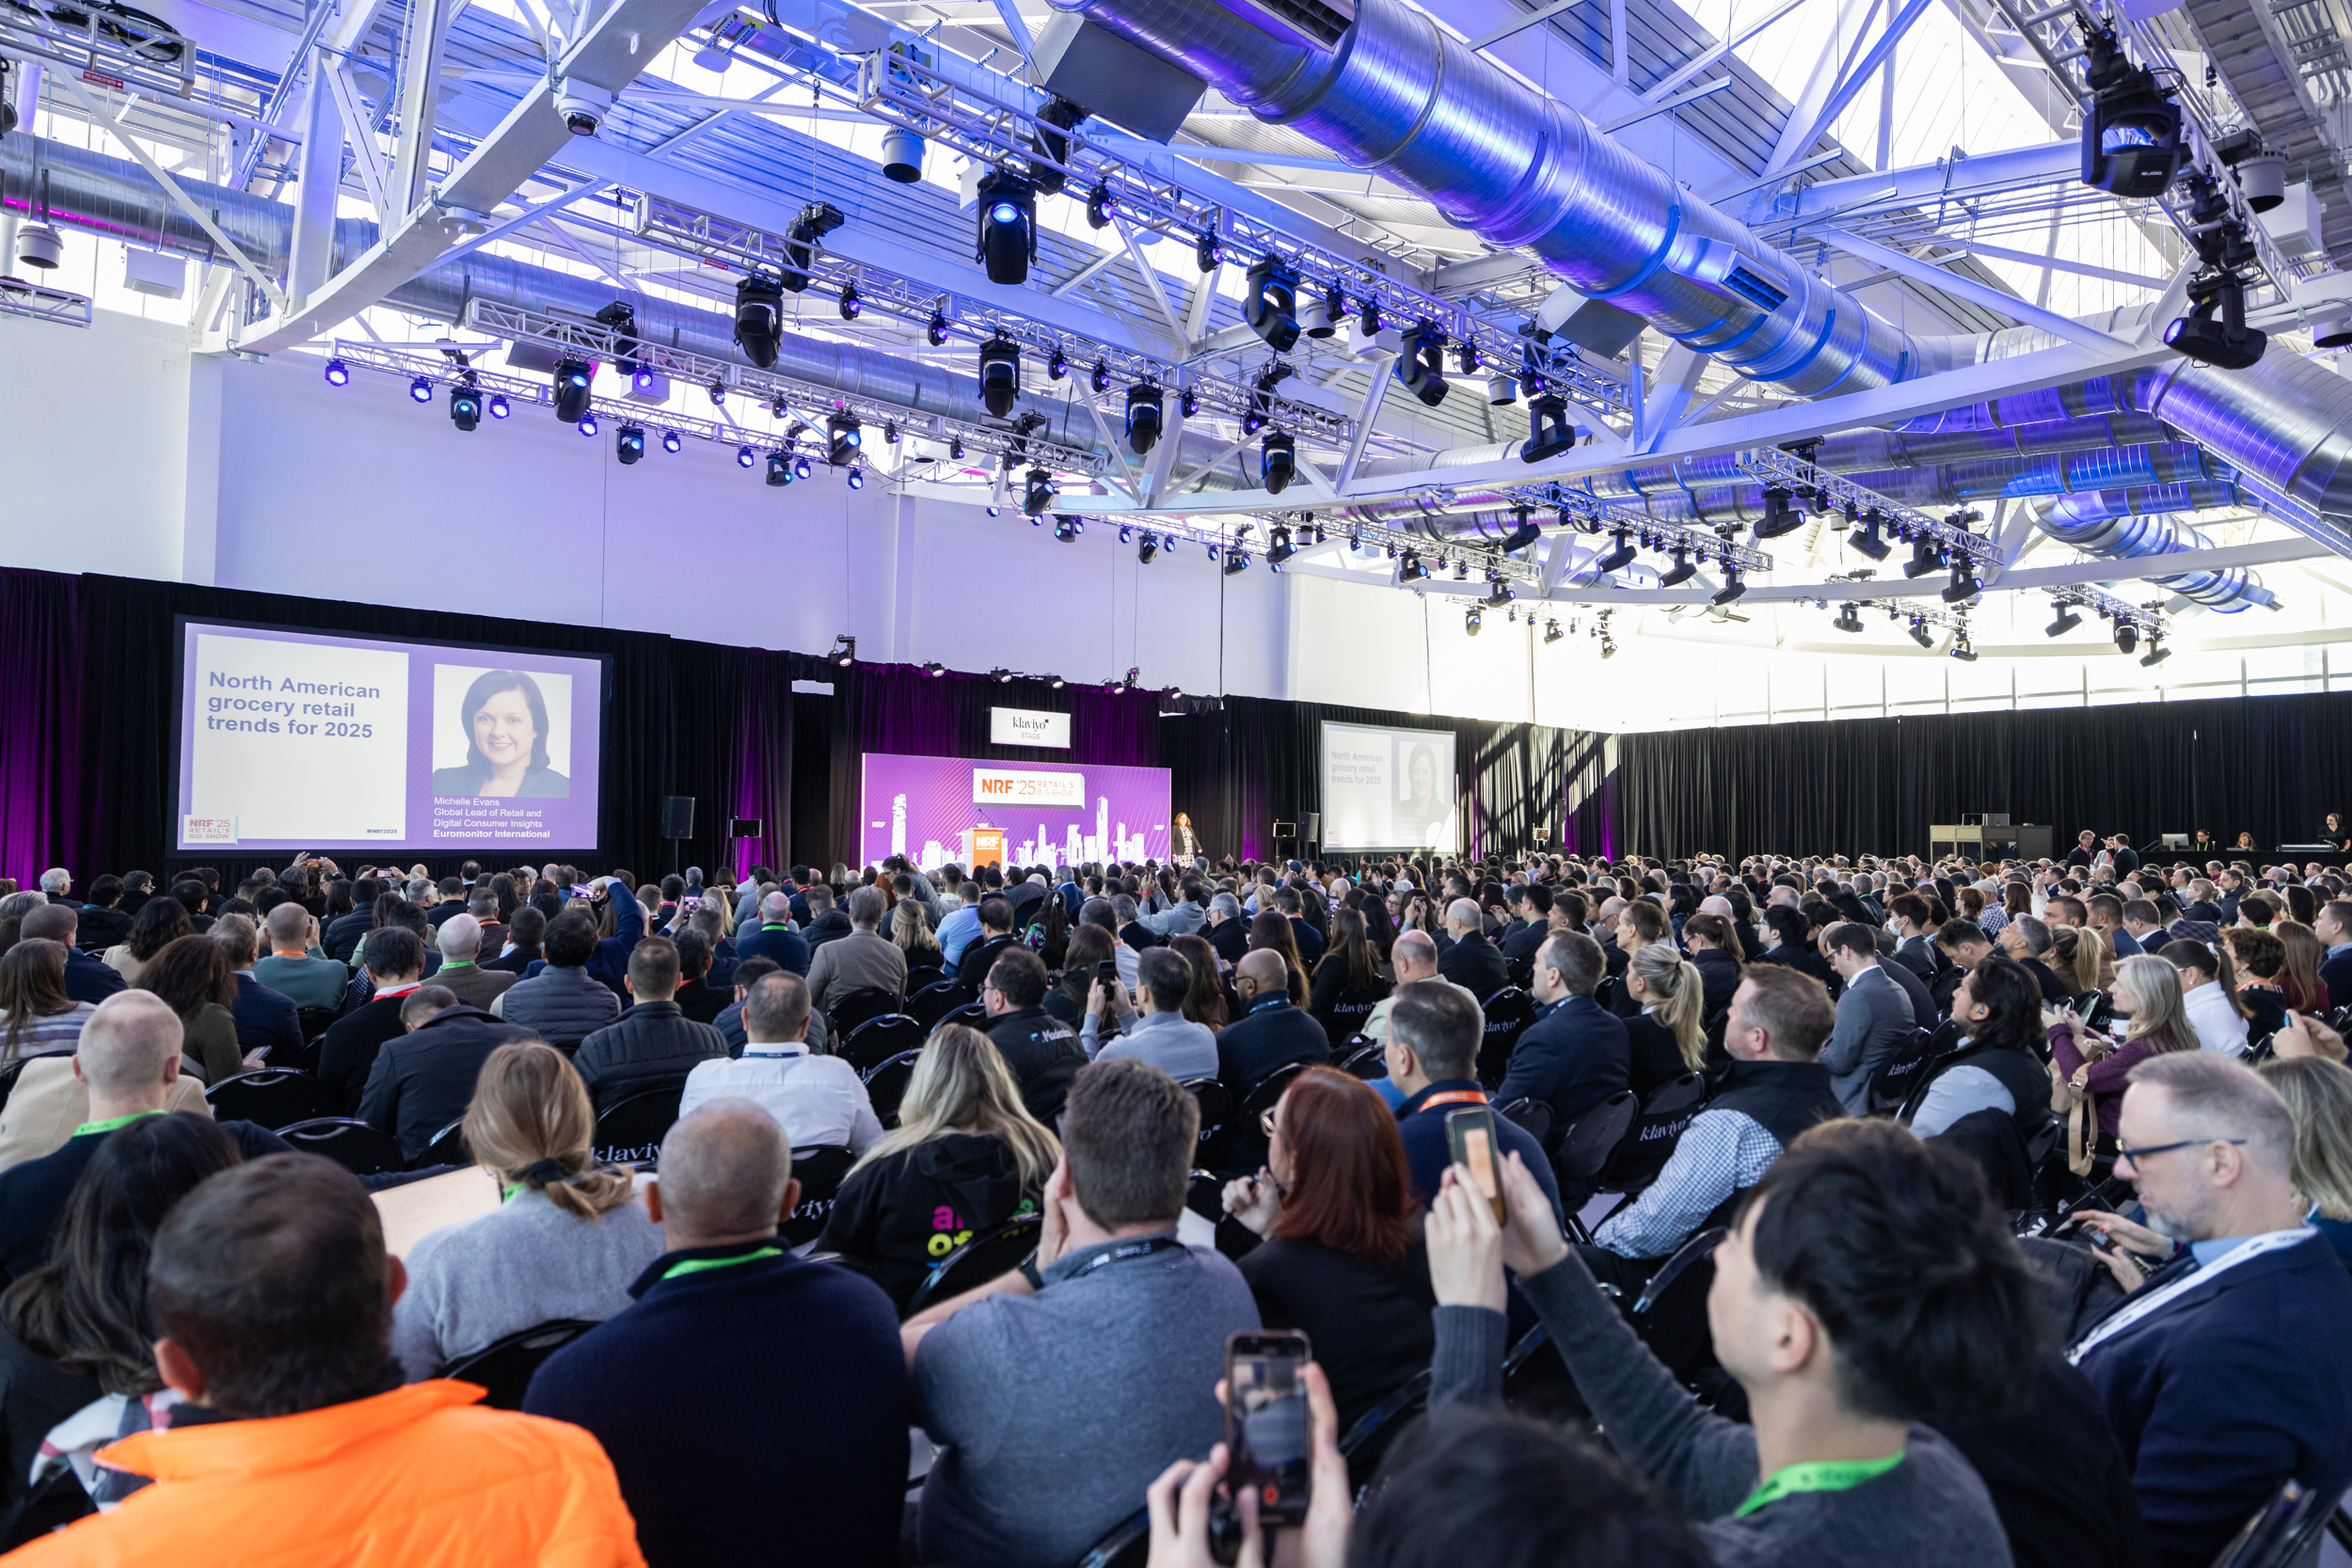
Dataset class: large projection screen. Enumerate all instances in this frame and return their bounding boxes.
[175,618,608,854]
[1320,722,1459,852]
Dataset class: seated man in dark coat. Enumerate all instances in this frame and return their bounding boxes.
[1215,950,1331,1095]
[1496,930,1629,1135]
[358,987,540,1163]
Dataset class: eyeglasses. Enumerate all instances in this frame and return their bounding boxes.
[2115,1136,2247,1165]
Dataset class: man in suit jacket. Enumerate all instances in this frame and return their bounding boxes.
[358,989,536,1162]
[2315,900,2352,1006]
[1819,922,1916,1112]
[1499,883,1553,963]
[2066,1053,2352,1568]
[1204,894,1249,968]
[18,905,125,1006]
[427,913,516,1012]
[1496,931,1629,1134]
[952,897,1020,992]
[1436,898,1508,1002]
[734,891,812,977]
[1886,893,1944,979]
[804,887,909,1016]
[1215,950,1330,1094]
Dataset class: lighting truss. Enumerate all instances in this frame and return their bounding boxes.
[1511,484,1779,576]
[463,299,1104,475]
[1734,447,2007,569]
[0,277,94,329]
[0,2,199,106]
[2047,582,2168,638]
[628,193,1357,445]
[715,40,1629,420]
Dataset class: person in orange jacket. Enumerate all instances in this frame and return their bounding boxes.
[2,1154,644,1567]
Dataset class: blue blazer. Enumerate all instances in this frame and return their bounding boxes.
[733,923,812,977]
[1494,994,1629,1132]
[2073,1232,2352,1568]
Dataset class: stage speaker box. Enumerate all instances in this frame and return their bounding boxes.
[1303,813,1320,841]
[661,797,696,839]
[727,817,761,838]
[2015,825,2054,861]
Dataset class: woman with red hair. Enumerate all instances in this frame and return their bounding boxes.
[1220,1066,1436,1430]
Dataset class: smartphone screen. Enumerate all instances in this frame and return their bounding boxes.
[569,884,597,899]
[1447,1105,1506,1223]
[1096,959,1120,990]
[1225,1331,1311,1527]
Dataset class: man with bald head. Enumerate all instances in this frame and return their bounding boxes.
[252,899,348,1010]
[1437,895,1509,999]
[1213,947,1330,1093]
[524,1101,906,1568]
[1361,930,1480,1051]
[732,889,811,976]
[0,990,287,1282]
[429,912,516,1011]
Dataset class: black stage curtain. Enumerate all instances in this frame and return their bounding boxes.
[1612,692,2352,862]
[1,568,818,888]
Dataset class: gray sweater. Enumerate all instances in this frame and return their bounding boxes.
[390,1185,668,1383]
[1432,1255,2013,1568]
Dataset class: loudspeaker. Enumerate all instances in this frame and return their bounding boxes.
[1303,813,1320,841]
[660,797,696,839]
[727,817,762,838]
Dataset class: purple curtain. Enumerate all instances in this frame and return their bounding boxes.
[0,571,81,888]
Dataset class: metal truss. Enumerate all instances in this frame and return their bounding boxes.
[628,192,1355,445]
[0,277,94,328]
[1495,483,1781,575]
[1736,446,2008,568]
[461,299,1106,474]
[0,3,197,104]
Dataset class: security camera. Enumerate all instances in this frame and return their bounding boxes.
[552,78,612,136]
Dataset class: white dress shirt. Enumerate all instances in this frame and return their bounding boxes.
[680,1042,885,1152]
[2181,979,2250,1056]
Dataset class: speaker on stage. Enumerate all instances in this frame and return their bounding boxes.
[1304,812,1320,843]
[727,817,761,838]
[661,797,696,839]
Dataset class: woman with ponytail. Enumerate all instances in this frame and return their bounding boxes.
[1622,942,1708,1094]
[390,1041,664,1381]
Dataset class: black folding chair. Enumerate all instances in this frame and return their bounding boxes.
[1496,1095,1552,1148]
[862,1050,923,1128]
[1868,1022,1961,1117]
[275,1117,406,1176]
[1334,1035,1385,1079]
[1339,1368,1431,1490]
[1476,987,1536,1088]
[784,1144,856,1246]
[1554,1091,1638,1242]
[1592,1072,1708,1213]
[902,964,946,999]
[416,1115,471,1170]
[906,980,962,1030]
[941,1001,989,1031]
[203,1069,338,1131]
[827,987,902,1039]
[296,1006,342,1042]
[591,1085,684,1166]
[1180,1077,1235,1152]
[905,1213,1043,1316]
[2209,1479,2333,1568]
[841,1014,926,1073]
[439,1319,600,1410]
[1208,1062,1307,1175]
[1074,1506,1151,1568]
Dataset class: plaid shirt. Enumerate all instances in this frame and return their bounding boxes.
[1593,1107,1783,1259]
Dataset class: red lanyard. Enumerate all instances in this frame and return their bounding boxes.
[1421,1089,1488,1109]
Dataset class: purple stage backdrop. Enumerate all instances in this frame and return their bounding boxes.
[859,752,1172,870]
[176,620,606,854]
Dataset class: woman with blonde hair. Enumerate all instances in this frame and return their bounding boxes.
[2050,953,2200,1150]
[2259,1055,2352,1265]
[2275,920,2330,1014]
[389,1040,664,1380]
[892,895,946,990]
[2052,924,2107,997]
[818,1023,1058,1311]
[1621,941,1708,1092]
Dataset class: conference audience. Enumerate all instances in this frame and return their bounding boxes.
[954,896,1019,990]
[572,936,730,1117]
[1495,930,1630,1135]
[1620,939,1708,1095]
[1082,946,1220,1079]
[132,934,250,1085]
[0,1112,244,1516]
[1168,932,1231,1029]
[0,940,98,1058]
[19,906,124,1006]
[427,913,517,1012]
[818,1023,1058,1310]
[208,914,304,1066]
[496,911,623,1048]
[1,1153,643,1566]
[389,1042,663,1381]
[250,901,345,1009]
[902,1057,1257,1568]
[357,986,538,1163]
[2050,954,2201,1149]
[2261,1053,2352,1264]
[2065,1053,2352,1566]
[2162,939,2251,1056]
[1219,1066,1436,1431]
[1385,980,1564,1223]
[678,972,882,1150]
[804,885,908,1016]
[978,947,1087,1122]
[484,905,548,974]
[1819,919,1915,1112]
[1681,912,1742,1023]
[1306,906,1391,1046]
[1437,896,1508,998]
[1910,954,2056,1141]
[1425,1118,2027,1568]
[317,927,430,1111]
[1586,966,1839,1280]
[1216,948,1333,1094]
[101,897,190,987]
[524,1101,906,1568]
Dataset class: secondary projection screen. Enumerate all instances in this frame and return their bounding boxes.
[1320,722,1459,852]
[175,619,607,854]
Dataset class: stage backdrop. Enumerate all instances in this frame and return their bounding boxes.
[858,752,1172,870]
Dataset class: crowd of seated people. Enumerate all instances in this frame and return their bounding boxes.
[0,832,2349,1565]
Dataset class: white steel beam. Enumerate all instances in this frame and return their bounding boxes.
[1814,228,2132,349]
[287,55,346,299]
[389,0,457,214]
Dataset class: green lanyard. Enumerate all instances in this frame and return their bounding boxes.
[661,1246,783,1281]
[1735,1453,1905,1517]
[74,1109,167,1137]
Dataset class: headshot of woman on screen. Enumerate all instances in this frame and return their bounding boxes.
[430,669,569,799]
[1395,740,1446,843]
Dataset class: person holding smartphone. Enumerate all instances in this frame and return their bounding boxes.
[1084,947,1219,1080]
